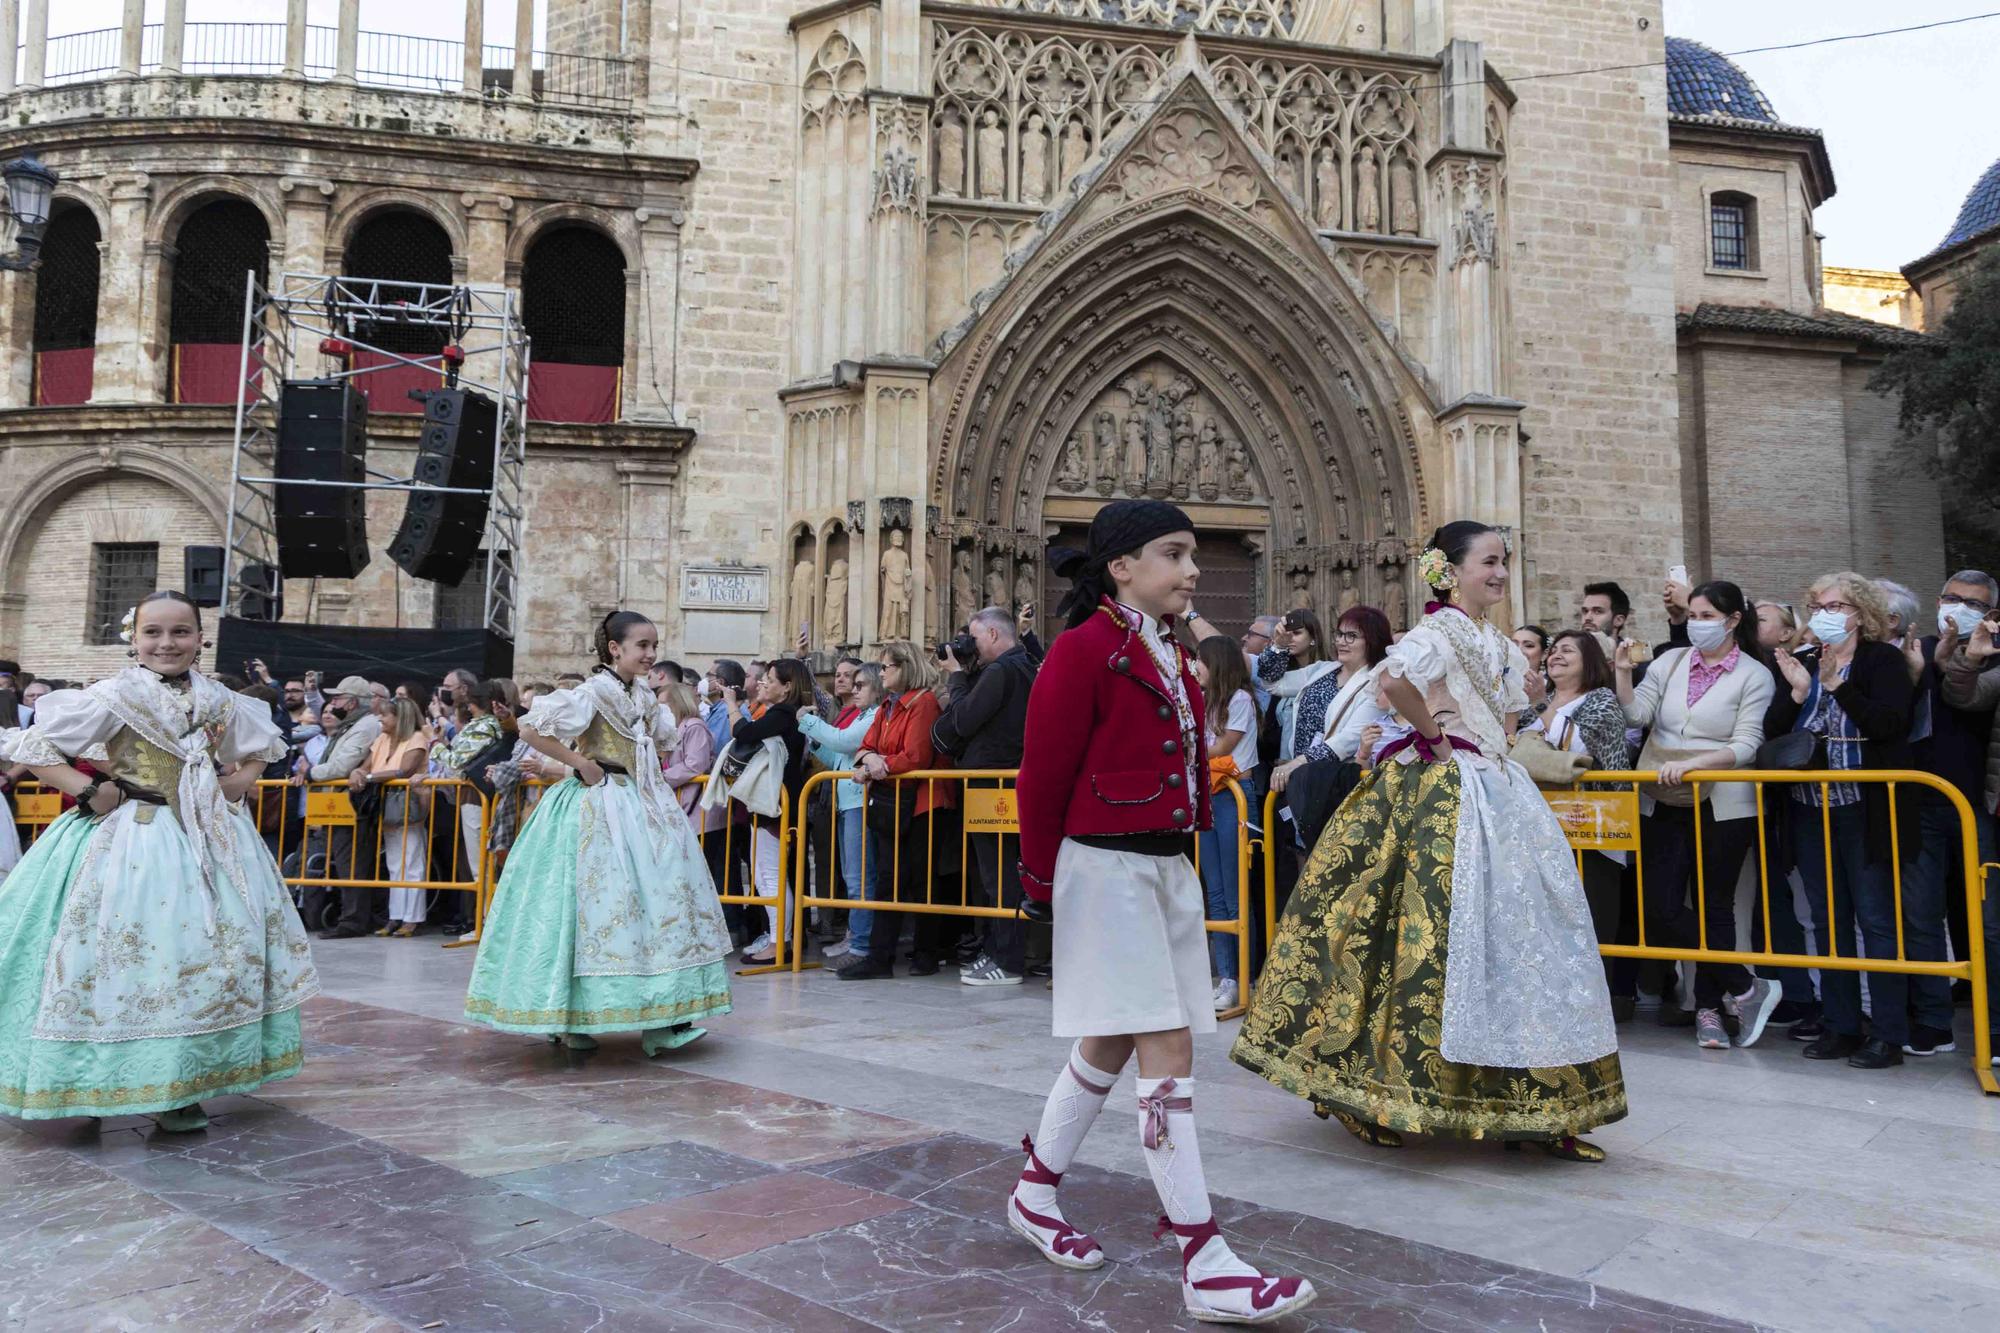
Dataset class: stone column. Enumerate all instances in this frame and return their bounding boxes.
[1435,395,1527,626]
[860,374,931,643]
[88,173,155,404]
[460,194,512,286]
[282,0,307,79]
[333,0,360,85]
[512,0,533,99]
[616,460,679,614]
[1428,39,1504,404]
[159,0,187,77]
[627,204,684,422]
[462,0,483,95]
[867,96,926,359]
[20,0,47,91]
[0,1,19,93]
[117,0,144,77]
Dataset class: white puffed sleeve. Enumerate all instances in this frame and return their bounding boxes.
[650,701,681,754]
[1500,636,1531,714]
[219,695,289,765]
[4,689,121,766]
[519,686,594,743]
[1382,622,1450,689]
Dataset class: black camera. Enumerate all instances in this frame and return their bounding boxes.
[936,631,978,665]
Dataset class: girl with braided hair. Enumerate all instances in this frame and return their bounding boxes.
[463,610,732,1054]
[1232,521,1626,1161]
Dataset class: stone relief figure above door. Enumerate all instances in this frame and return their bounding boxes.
[1046,359,1267,506]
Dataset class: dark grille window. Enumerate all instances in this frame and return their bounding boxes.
[343,209,453,355]
[170,199,271,344]
[435,552,488,630]
[33,206,102,352]
[1711,202,1748,270]
[87,544,160,646]
[522,226,627,366]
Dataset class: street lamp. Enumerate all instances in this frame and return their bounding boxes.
[0,155,59,272]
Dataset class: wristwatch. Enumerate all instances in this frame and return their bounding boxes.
[77,779,107,811]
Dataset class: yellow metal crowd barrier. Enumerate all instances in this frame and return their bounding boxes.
[1259,766,1995,1096]
[787,769,1254,1017]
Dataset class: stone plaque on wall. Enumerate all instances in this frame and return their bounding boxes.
[679,564,771,611]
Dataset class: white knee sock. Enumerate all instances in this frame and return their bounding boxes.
[1017,1041,1122,1211]
[1135,1076,1255,1281]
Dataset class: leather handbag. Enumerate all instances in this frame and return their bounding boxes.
[1509,731,1591,786]
[1755,729,1819,771]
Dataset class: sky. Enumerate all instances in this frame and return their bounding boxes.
[41,1,2000,270]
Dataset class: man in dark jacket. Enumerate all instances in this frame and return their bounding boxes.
[933,606,1038,985]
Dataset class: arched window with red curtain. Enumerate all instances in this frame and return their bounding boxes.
[343,208,454,414]
[32,204,101,406]
[521,225,626,423]
[169,198,270,404]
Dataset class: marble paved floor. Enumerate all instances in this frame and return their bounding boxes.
[5,937,1998,1332]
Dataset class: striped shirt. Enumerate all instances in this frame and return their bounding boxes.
[1792,665,1862,809]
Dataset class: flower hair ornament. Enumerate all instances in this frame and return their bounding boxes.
[1416,547,1456,593]
[117,606,137,644]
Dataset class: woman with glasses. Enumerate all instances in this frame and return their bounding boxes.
[1769,573,1916,1068]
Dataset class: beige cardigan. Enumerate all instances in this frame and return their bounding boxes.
[1623,647,1773,820]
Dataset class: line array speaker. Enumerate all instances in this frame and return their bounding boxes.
[389,387,496,586]
[275,378,370,579]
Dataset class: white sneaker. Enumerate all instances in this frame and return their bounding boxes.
[962,956,1023,987]
[741,932,773,959]
[1213,978,1240,1013]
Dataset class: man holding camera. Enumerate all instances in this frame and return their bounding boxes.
[933,607,1039,985]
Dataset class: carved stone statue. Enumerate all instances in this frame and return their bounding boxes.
[790,556,817,639]
[1013,562,1035,616]
[1092,410,1119,496]
[977,108,1006,200]
[1225,436,1254,500]
[1357,143,1381,232]
[823,558,849,646]
[1061,118,1089,186]
[936,111,965,196]
[1288,569,1313,612]
[1143,387,1173,497]
[1021,112,1050,205]
[951,546,977,630]
[1379,487,1397,535]
[1382,563,1408,631]
[1336,566,1359,616]
[1314,146,1341,228]
[878,530,913,640]
[1056,430,1088,492]
[1170,396,1197,498]
[1196,419,1222,501]
[1120,409,1149,495]
[1390,153,1419,236]
[985,554,1009,612]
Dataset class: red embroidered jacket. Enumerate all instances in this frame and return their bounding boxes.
[1015,600,1212,900]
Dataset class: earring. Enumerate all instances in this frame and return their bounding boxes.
[127,648,139,658]
[201,639,214,649]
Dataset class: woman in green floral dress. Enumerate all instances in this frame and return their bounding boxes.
[1231,522,1625,1162]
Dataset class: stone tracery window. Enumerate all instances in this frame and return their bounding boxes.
[956,0,1299,39]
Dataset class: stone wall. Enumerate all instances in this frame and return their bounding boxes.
[1671,141,1816,313]
[1823,266,1921,330]
[1449,0,1682,635]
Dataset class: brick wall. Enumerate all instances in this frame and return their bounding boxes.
[1842,359,1944,596]
[1453,1,1683,636]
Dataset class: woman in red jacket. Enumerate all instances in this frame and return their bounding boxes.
[1005,500,1315,1326]
[834,641,959,980]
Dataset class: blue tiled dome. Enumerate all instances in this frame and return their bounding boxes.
[1664,37,1777,123]
[1934,157,2000,254]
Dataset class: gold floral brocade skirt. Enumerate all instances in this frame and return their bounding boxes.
[1230,758,1626,1141]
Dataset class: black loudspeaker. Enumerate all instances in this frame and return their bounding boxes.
[275,379,370,578]
[184,545,225,607]
[389,387,496,585]
[239,561,283,622]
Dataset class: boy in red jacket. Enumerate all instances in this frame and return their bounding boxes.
[1008,500,1315,1325]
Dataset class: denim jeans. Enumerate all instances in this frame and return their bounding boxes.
[838,805,880,954]
[1900,788,1967,1033]
[1198,790,1242,980]
[1790,801,1908,1044]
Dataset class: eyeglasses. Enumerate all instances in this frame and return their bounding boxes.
[1940,593,1996,614]
[1807,600,1856,615]
[1334,630,1362,645]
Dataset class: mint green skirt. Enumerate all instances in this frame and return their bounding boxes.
[0,813,304,1119]
[464,778,733,1035]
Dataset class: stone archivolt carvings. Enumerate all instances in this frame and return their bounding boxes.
[931,26,1172,208]
[1048,359,1263,505]
[1206,54,1424,238]
[954,0,1300,39]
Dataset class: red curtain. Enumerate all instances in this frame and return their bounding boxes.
[33,348,93,405]
[349,349,445,414]
[528,362,620,424]
[173,343,264,405]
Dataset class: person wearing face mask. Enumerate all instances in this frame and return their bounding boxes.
[1940,597,2000,1067]
[292,675,384,938]
[1895,570,2000,1057]
[1769,573,1917,1068]
[1615,581,1781,1052]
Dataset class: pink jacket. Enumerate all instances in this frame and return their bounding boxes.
[662,713,723,831]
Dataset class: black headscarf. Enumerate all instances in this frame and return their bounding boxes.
[1050,499,1196,629]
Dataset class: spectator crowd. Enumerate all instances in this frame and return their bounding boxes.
[2,557,1997,1071]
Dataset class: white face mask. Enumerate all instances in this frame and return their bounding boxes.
[1809,609,1852,647]
[1940,603,1986,638]
[1687,618,1732,653]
